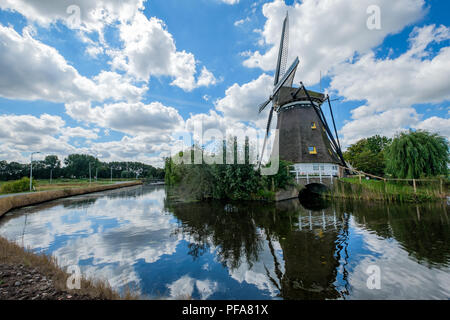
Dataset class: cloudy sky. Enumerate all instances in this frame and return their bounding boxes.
[0,0,449,167]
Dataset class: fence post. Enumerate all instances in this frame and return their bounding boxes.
[413,179,417,194]
[384,179,387,193]
[440,179,443,194]
[359,174,362,184]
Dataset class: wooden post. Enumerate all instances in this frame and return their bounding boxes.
[440,179,443,194]
[359,175,362,184]
[384,179,387,193]
[413,179,417,194]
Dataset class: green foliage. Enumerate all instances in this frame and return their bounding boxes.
[366,135,392,154]
[64,154,99,178]
[0,161,28,181]
[256,189,275,201]
[386,130,449,179]
[262,160,295,191]
[44,155,61,170]
[164,157,186,186]
[0,177,35,194]
[121,171,134,179]
[165,137,295,201]
[211,162,262,200]
[344,135,391,176]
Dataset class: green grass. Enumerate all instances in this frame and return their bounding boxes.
[330,177,446,203]
[0,178,140,195]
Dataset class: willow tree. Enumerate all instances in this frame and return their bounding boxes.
[385,130,449,179]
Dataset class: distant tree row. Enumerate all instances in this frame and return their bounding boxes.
[344,130,448,179]
[0,154,164,181]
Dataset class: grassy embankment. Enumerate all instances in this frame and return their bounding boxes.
[0,236,137,300]
[0,181,143,218]
[0,178,139,195]
[329,177,448,203]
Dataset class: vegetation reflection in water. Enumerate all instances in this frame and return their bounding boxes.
[0,185,448,299]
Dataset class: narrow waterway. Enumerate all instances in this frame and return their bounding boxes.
[0,185,448,299]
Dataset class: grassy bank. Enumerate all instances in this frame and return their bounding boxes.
[0,181,143,217]
[328,177,448,203]
[0,178,140,195]
[0,236,136,300]
[33,178,138,192]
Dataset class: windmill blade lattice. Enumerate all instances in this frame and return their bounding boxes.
[275,13,289,85]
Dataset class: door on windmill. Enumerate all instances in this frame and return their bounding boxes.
[292,163,339,176]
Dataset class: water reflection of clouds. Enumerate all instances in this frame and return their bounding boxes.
[1,186,448,300]
[348,219,450,299]
[0,207,96,252]
[167,275,218,300]
[0,187,183,295]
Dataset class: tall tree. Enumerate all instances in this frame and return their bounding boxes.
[44,155,61,170]
[344,135,391,176]
[385,130,449,179]
[64,154,99,178]
[44,155,61,181]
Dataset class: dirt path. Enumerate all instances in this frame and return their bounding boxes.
[0,263,98,300]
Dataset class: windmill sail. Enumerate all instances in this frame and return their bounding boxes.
[258,57,299,168]
[274,13,289,86]
[283,67,296,88]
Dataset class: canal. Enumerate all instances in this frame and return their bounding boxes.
[0,185,448,299]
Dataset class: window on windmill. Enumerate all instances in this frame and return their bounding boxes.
[311,122,317,129]
[308,146,317,154]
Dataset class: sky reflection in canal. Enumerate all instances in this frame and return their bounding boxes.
[0,185,448,299]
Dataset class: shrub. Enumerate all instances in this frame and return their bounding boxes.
[164,138,295,201]
[0,177,35,194]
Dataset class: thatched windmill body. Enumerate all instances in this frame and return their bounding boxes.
[258,13,346,178]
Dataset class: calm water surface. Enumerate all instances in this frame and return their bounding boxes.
[0,185,449,299]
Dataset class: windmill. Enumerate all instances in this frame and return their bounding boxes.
[257,13,346,178]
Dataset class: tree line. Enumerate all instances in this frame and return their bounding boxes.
[343,130,448,179]
[0,154,165,181]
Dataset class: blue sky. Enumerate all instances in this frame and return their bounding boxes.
[0,0,449,166]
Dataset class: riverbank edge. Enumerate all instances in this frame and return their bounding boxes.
[0,181,143,217]
[0,236,137,300]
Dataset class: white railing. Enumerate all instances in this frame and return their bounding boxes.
[290,168,335,184]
